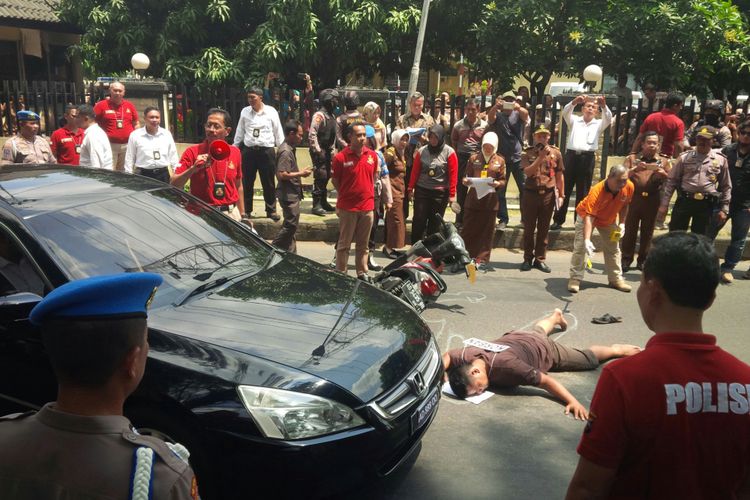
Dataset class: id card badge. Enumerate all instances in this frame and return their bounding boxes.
[153,150,161,160]
[213,181,226,200]
[252,128,260,138]
[75,144,81,154]
[116,119,124,129]
[480,169,488,178]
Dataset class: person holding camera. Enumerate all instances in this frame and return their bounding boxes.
[487,91,529,230]
[171,108,246,222]
[520,124,565,272]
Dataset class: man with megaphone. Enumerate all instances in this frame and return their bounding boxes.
[171,108,247,222]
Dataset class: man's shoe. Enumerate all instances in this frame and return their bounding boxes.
[567,279,581,293]
[368,255,383,271]
[520,260,532,272]
[533,260,551,273]
[268,213,281,222]
[312,205,327,216]
[321,201,336,212]
[621,260,632,273]
[744,269,750,280]
[721,271,734,284]
[609,279,632,293]
[550,222,563,231]
[496,221,507,231]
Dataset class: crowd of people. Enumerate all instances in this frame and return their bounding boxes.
[0,80,748,285]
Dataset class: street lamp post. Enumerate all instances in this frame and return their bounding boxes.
[131,53,150,79]
[583,64,603,93]
[407,0,431,99]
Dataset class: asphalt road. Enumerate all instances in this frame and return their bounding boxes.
[294,241,750,500]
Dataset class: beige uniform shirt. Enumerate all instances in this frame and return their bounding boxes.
[0,403,199,500]
[662,149,732,212]
[1,134,55,165]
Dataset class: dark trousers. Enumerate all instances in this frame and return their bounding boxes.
[135,166,170,183]
[668,195,715,235]
[455,152,472,224]
[554,150,595,225]
[497,159,524,223]
[242,146,277,215]
[271,199,300,253]
[403,144,417,221]
[521,188,556,262]
[311,149,332,203]
[411,186,449,243]
[621,192,660,266]
[369,202,384,250]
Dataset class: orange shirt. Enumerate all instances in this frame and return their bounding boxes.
[576,179,634,227]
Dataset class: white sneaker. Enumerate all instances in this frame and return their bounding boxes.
[722,271,734,284]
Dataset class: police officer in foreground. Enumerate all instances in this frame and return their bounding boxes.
[308,88,339,215]
[1,110,56,165]
[0,273,200,499]
[658,125,731,235]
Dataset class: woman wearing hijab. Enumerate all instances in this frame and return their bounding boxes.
[460,131,506,270]
[383,129,409,257]
[407,124,459,243]
[362,101,387,151]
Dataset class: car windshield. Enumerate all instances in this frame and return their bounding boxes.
[25,188,271,307]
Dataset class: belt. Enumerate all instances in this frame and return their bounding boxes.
[525,187,555,194]
[217,203,236,212]
[135,166,168,174]
[679,190,715,201]
[567,149,595,156]
[246,145,272,150]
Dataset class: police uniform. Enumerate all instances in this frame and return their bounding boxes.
[0,273,200,500]
[396,111,436,220]
[0,111,55,165]
[308,89,338,214]
[521,126,564,269]
[621,152,671,270]
[662,126,731,235]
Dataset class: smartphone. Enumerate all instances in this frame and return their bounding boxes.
[502,102,515,111]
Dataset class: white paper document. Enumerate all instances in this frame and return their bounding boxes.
[442,383,494,404]
[466,177,495,199]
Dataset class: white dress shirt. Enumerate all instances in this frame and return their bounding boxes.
[123,126,179,173]
[79,123,113,170]
[233,104,284,148]
[562,101,612,153]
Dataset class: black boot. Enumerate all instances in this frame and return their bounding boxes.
[320,189,336,212]
[311,194,326,216]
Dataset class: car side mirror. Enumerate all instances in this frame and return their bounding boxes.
[0,292,42,321]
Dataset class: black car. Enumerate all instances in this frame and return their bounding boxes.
[0,166,442,498]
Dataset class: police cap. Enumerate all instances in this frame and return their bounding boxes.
[695,125,716,139]
[319,89,339,103]
[534,124,551,135]
[16,110,40,122]
[29,273,163,326]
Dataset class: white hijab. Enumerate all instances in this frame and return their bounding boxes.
[391,129,408,152]
[481,132,499,162]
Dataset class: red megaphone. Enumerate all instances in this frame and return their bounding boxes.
[209,139,231,161]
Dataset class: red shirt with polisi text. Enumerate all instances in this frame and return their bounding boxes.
[332,146,378,211]
[93,99,138,143]
[577,332,750,499]
[50,127,84,165]
[175,141,242,207]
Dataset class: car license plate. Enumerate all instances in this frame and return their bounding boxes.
[399,280,425,312]
[411,387,439,435]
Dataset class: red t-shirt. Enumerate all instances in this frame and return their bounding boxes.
[639,109,685,157]
[332,146,378,211]
[577,332,750,499]
[175,141,242,207]
[93,98,138,143]
[50,127,84,165]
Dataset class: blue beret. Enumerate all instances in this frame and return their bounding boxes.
[16,110,40,122]
[365,125,375,138]
[29,273,163,326]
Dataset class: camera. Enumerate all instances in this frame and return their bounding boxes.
[502,102,515,111]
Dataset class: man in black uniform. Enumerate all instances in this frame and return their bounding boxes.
[335,91,362,151]
[308,89,339,216]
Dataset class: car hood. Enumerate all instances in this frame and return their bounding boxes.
[148,253,433,403]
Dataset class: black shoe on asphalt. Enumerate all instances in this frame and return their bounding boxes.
[533,260,551,273]
[621,261,631,273]
[550,222,562,231]
[268,212,281,222]
[368,255,383,271]
[321,201,336,212]
[312,206,327,216]
[520,260,532,271]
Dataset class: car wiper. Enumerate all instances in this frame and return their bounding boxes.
[174,276,231,307]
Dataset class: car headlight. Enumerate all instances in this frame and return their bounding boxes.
[237,386,366,440]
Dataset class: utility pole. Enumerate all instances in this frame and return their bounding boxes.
[408,0,430,99]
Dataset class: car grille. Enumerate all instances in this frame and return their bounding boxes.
[368,340,441,420]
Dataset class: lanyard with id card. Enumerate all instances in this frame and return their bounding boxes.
[480,164,489,178]
[153,150,161,161]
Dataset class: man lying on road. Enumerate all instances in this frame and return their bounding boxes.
[442,309,640,419]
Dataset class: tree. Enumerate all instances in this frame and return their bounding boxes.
[57,0,422,88]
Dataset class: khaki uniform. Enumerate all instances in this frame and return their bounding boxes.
[460,152,506,262]
[521,145,564,263]
[621,153,671,267]
[0,403,199,499]
[1,135,55,165]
